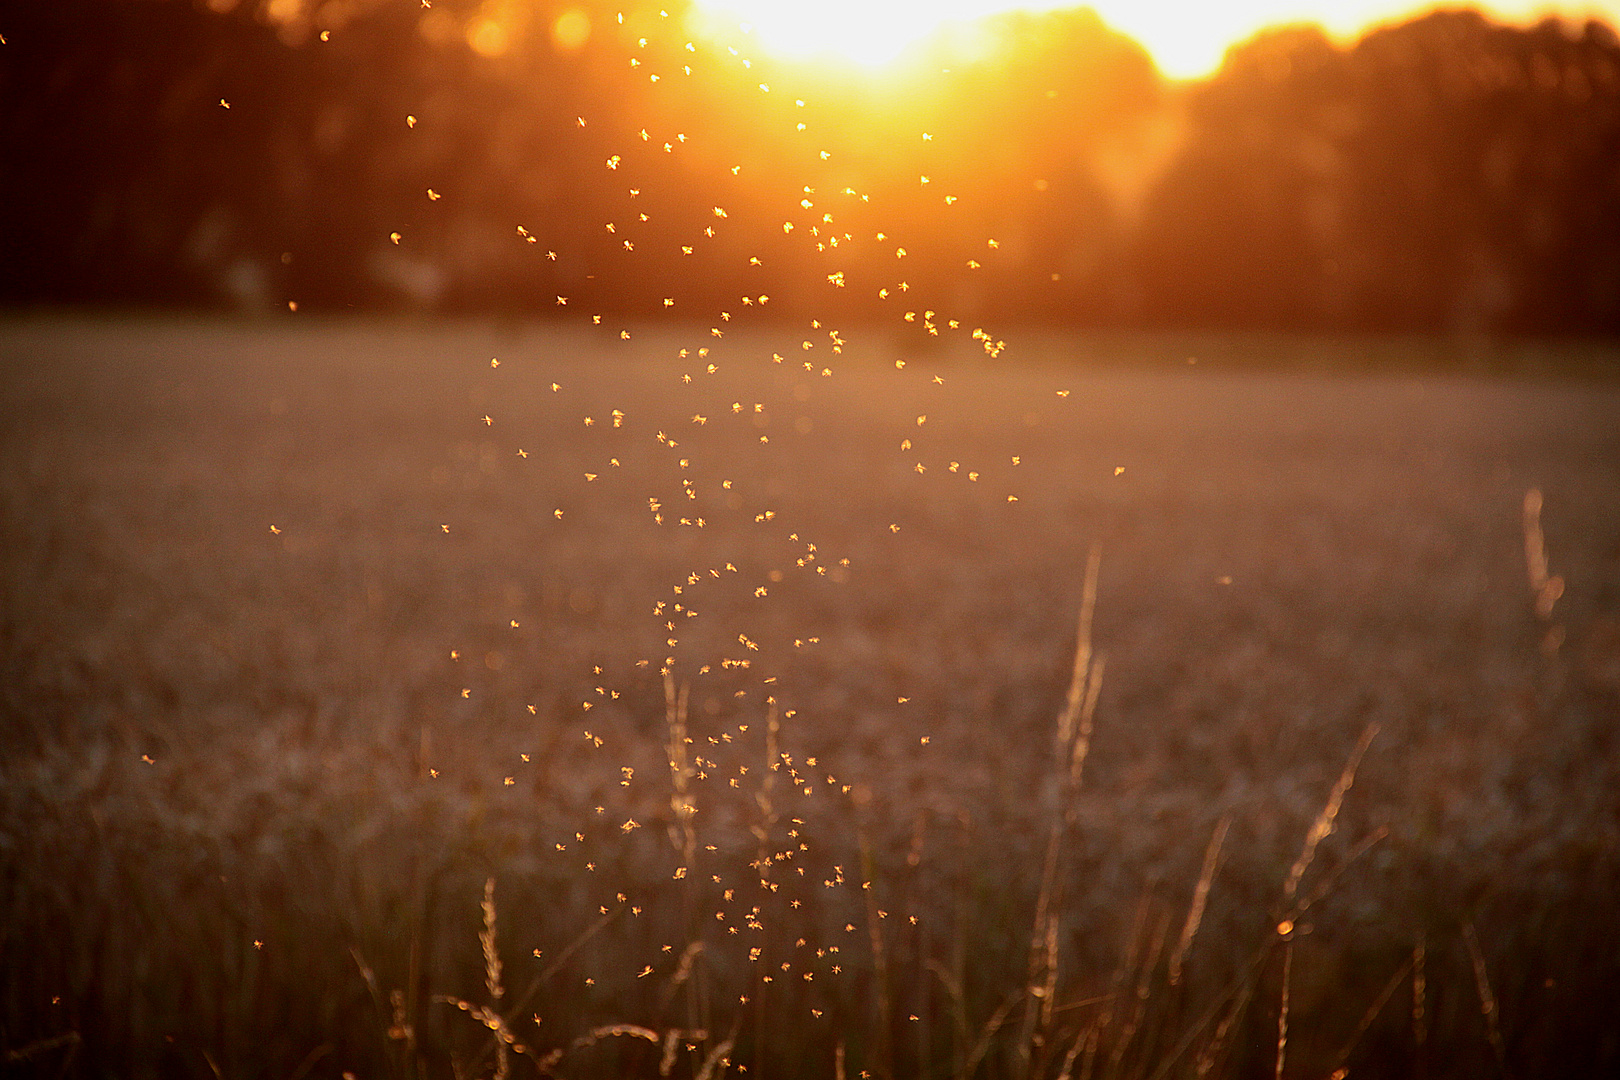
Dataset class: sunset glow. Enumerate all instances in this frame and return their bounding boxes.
[691,0,1620,78]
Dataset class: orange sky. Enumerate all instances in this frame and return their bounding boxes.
[689,1,1620,77]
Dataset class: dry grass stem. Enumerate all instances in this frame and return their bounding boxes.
[693,1036,736,1080]
[665,674,697,865]
[1169,813,1232,986]
[859,823,894,1080]
[1464,921,1512,1079]
[481,877,504,1004]
[962,989,1022,1080]
[1293,824,1390,918]
[1053,1023,1091,1080]
[3,1032,81,1064]
[1284,722,1380,904]
[1413,934,1428,1050]
[1055,545,1102,751]
[1522,488,1565,620]
[1193,977,1256,1079]
[1150,946,1269,1080]
[1023,571,1109,1076]
[1330,953,1418,1074]
[1108,907,1170,1076]
[1274,939,1292,1080]
[574,1024,660,1048]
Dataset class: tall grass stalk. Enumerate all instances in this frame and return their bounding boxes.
[1274,940,1292,1080]
[1168,814,1232,988]
[1463,921,1511,1080]
[1020,548,1104,1075]
[1282,723,1379,907]
[437,878,521,1080]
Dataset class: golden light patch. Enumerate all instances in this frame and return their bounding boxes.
[552,8,591,51]
[466,16,509,57]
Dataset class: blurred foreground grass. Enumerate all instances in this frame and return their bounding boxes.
[2,316,1618,1078]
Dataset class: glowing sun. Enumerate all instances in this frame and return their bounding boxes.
[689,1,1620,80]
[689,0,1010,68]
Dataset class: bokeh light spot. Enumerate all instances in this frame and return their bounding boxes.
[553,8,592,52]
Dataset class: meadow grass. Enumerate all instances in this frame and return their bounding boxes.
[2,316,1619,1078]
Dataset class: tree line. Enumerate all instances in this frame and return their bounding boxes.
[1,0,1617,335]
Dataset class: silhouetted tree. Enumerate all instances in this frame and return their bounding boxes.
[1132,11,1620,334]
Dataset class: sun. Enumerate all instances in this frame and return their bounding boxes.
[689,0,1371,77]
[689,0,1025,69]
[687,1,1620,80]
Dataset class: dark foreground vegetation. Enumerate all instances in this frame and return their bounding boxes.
[2,317,1618,1078]
[2,0,1619,334]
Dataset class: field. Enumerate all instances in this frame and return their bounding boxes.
[2,315,1618,1079]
